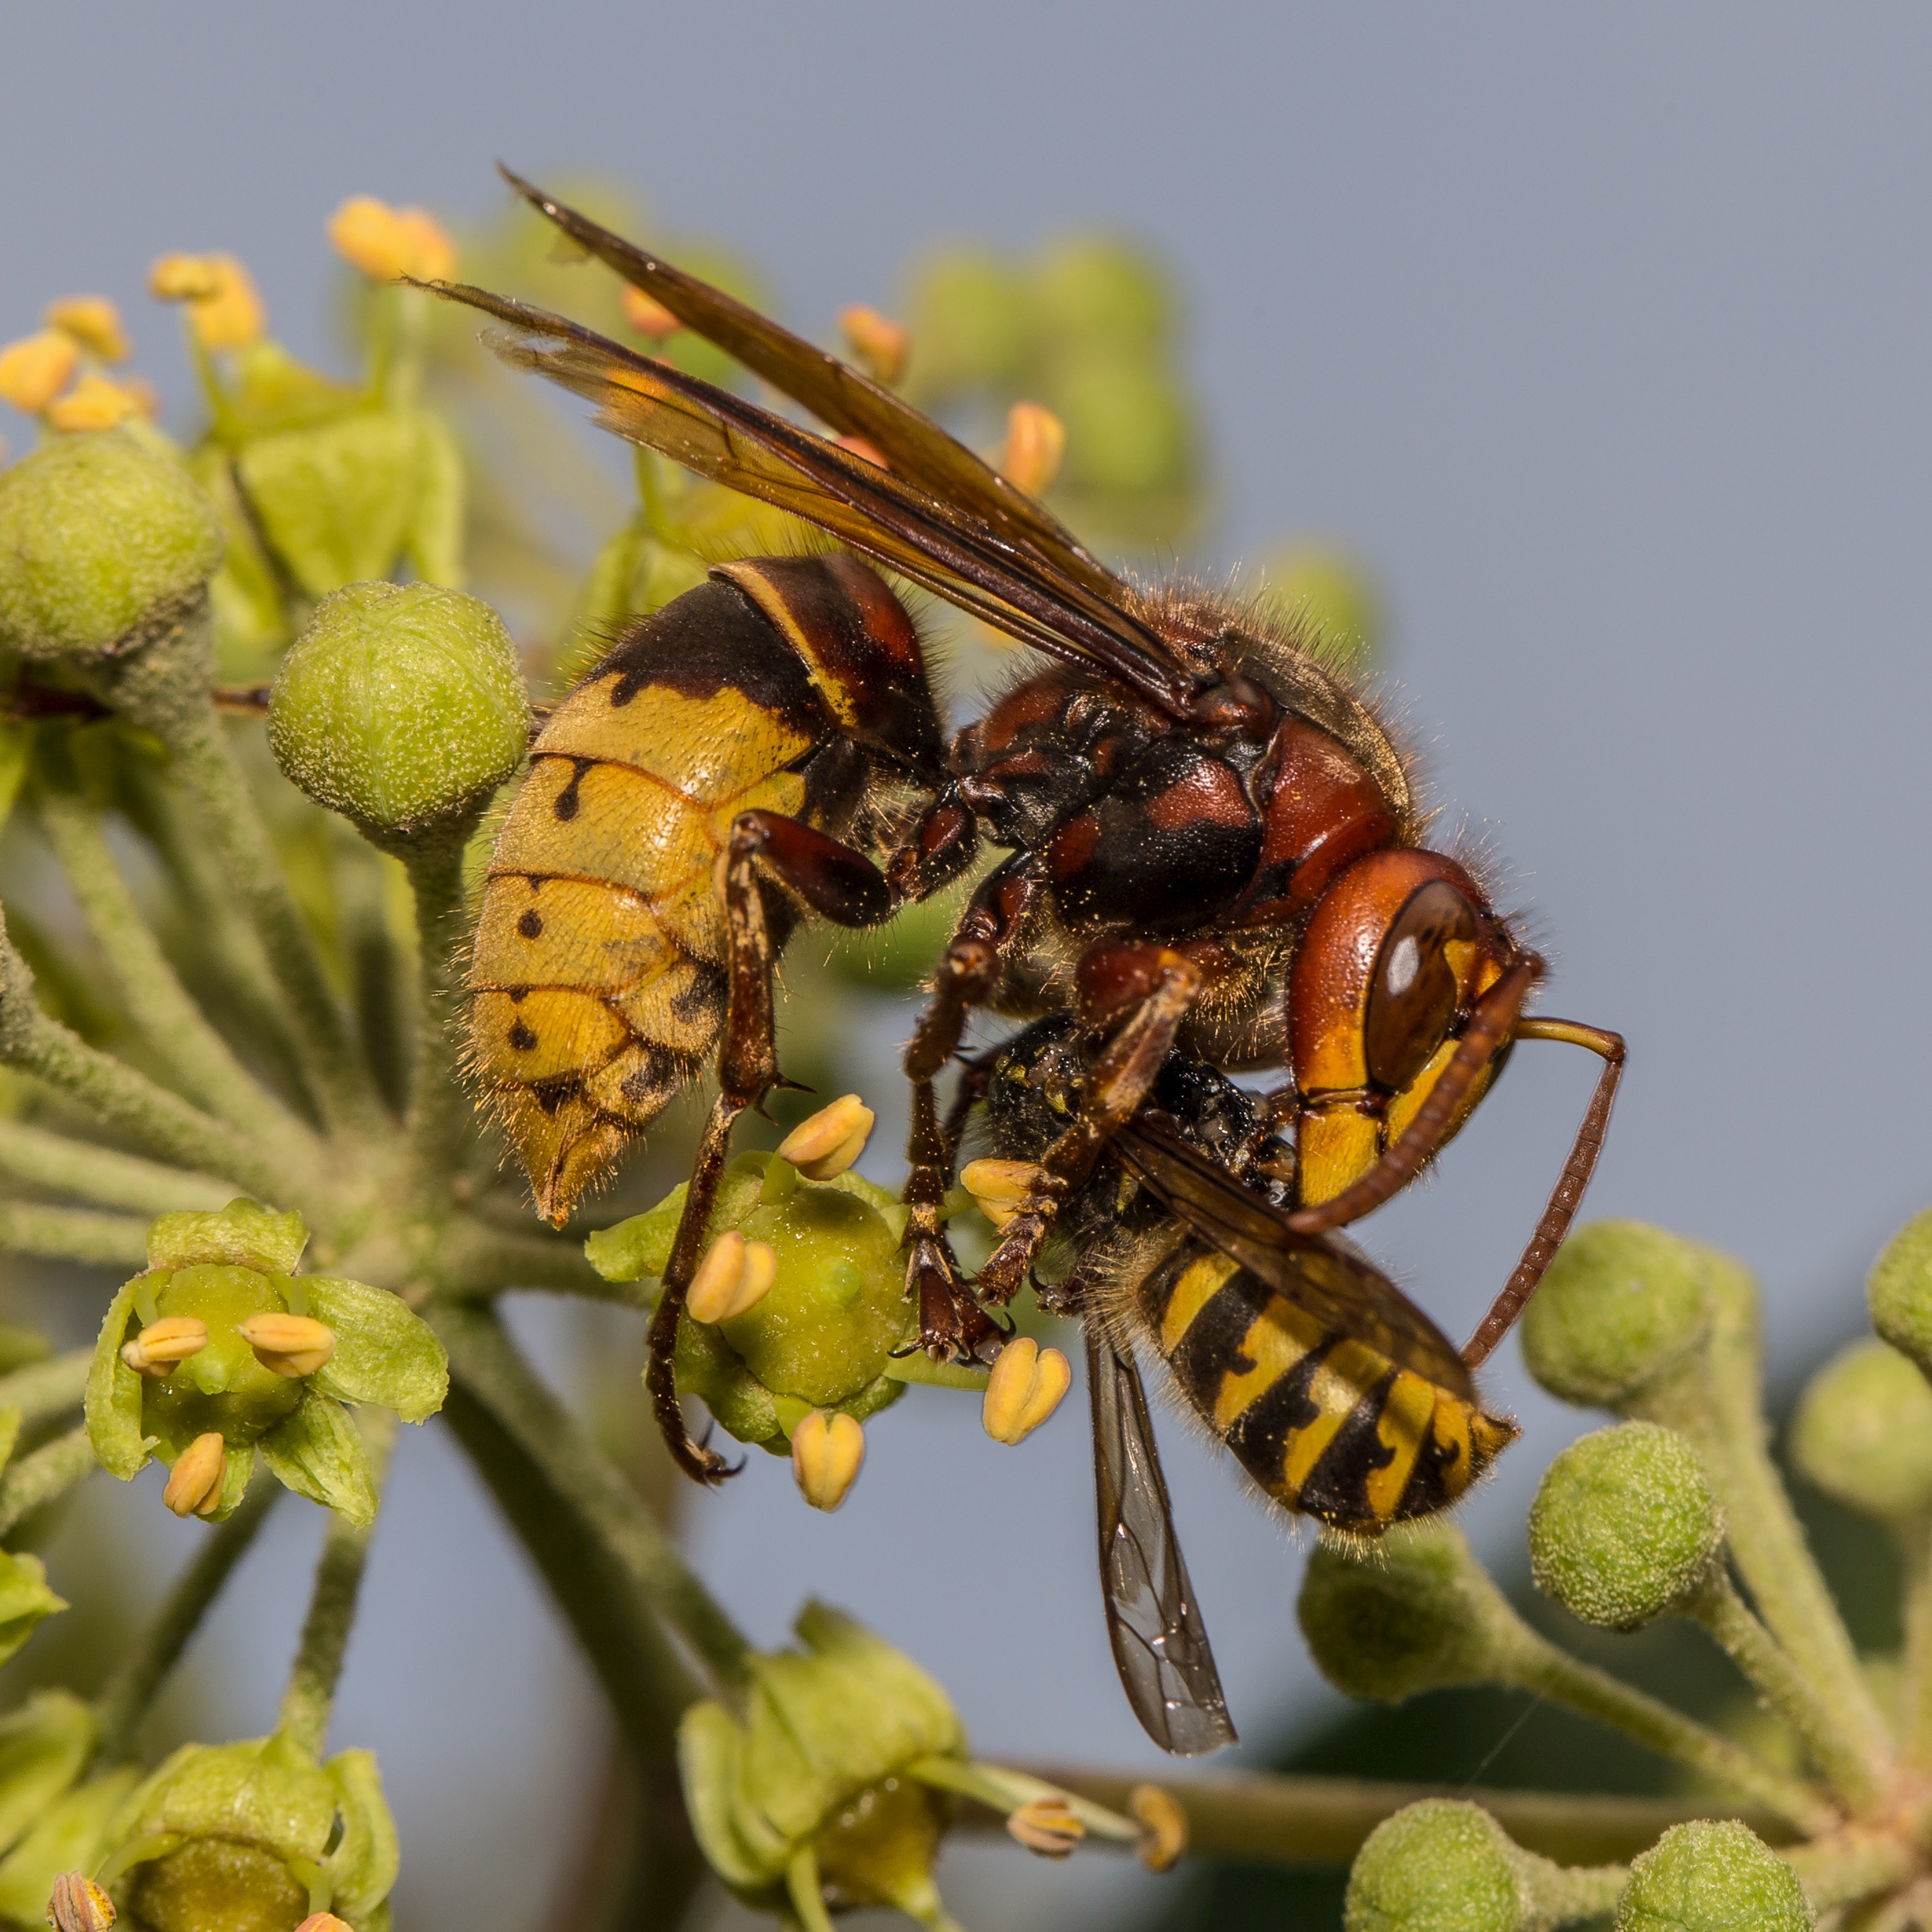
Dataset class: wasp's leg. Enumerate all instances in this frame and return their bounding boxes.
[647,808,898,1483]
[974,942,1203,1306]
[901,852,1045,1359]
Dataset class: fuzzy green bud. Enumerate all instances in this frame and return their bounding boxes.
[1867,1208,1932,1384]
[1529,1424,1723,1631]
[1299,1522,1528,1702]
[1789,1336,1932,1521]
[98,1730,396,1932]
[679,1602,964,1923]
[591,1152,925,1453]
[1032,239,1173,358]
[1616,1820,1811,1932]
[268,582,529,843]
[901,248,1032,397]
[87,1200,446,1524]
[1261,542,1383,668]
[1347,1799,1616,1932]
[0,433,222,659]
[1520,1223,1714,1410]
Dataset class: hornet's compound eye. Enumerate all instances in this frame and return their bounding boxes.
[1363,880,1480,1093]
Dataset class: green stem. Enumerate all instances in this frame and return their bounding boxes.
[92,1481,280,1765]
[398,827,479,1188]
[908,1757,1140,1845]
[1635,1256,1894,1782]
[0,1349,91,1431]
[1681,1567,1886,1815]
[1782,1826,1917,1914]
[1013,1765,1791,1868]
[433,1220,612,1299]
[34,766,318,1162]
[0,1118,231,1215]
[430,1299,752,1706]
[276,1410,396,1757]
[0,1201,150,1267]
[1498,1622,1840,1838]
[0,1426,97,1537]
[1898,1515,1932,1766]
[0,926,290,1203]
[87,611,382,1137]
[784,1844,837,1932]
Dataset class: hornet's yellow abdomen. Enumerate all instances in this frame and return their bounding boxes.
[467,558,907,1222]
[1134,1242,1517,1532]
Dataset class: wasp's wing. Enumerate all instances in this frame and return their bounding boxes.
[427,290,1201,718]
[497,168,1124,601]
[1088,1320,1238,1756]
[1115,1118,1474,1398]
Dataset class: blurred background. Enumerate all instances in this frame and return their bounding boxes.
[4,4,1932,1927]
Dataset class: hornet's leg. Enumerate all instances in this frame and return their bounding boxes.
[901,853,1044,1360]
[973,942,1203,1307]
[648,810,895,1482]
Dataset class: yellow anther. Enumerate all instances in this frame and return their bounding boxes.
[327,197,456,283]
[839,304,910,386]
[150,254,265,351]
[791,1409,865,1512]
[0,331,80,414]
[44,296,130,363]
[776,1094,875,1181]
[982,1336,1072,1445]
[1129,1782,1189,1871]
[959,1158,1050,1231]
[46,374,139,433]
[685,1230,778,1325]
[1007,1796,1084,1859]
[998,401,1067,497]
[237,1313,336,1379]
[620,284,682,339]
[46,1872,115,1932]
[162,1432,226,1518]
[120,1316,209,1379]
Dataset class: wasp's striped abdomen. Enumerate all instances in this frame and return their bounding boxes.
[467,557,916,1224]
[1133,1241,1516,1533]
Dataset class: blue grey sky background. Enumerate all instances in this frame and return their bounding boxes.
[7,5,1932,1928]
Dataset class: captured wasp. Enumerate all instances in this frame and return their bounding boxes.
[435,173,1624,1675]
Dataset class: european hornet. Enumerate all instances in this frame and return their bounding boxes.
[435,170,1624,1749]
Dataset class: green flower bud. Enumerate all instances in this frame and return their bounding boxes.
[99,1730,396,1932]
[268,582,529,844]
[591,1152,922,1453]
[236,408,463,598]
[901,248,1032,397]
[1616,1820,1811,1932]
[0,1551,65,1670]
[1790,1336,1932,1521]
[0,1769,139,1930]
[0,1695,95,1866]
[87,1200,446,1524]
[1347,1800,1591,1932]
[1529,1424,1723,1630]
[678,1602,963,1924]
[1053,358,1191,498]
[1031,239,1173,359]
[1867,1208,1932,1384]
[1520,1223,1715,1411]
[0,433,222,660]
[1259,542,1384,669]
[1298,1522,1527,1702]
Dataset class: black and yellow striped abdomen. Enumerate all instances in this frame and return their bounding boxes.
[467,555,918,1223]
[1133,1240,1517,1532]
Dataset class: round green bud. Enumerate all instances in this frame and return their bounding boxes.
[1262,542,1384,669]
[1345,1800,1537,1932]
[903,247,1032,395]
[1868,1208,1932,1383]
[1789,1336,1932,1520]
[1299,1522,1523,1702]
[1055,358,1192,496]
[268,581,529,840]
[1520,1222,1714,1410]
[0,433,222,659]
[1529,1424,1722,1630]
[1616,1820,1811,1932]
[1031,238,1173,358]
